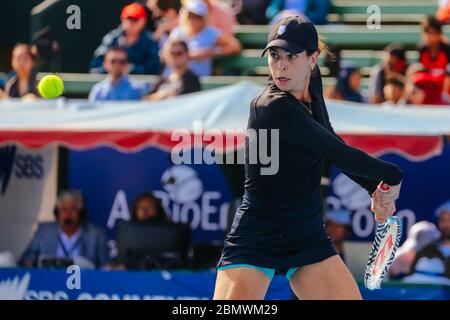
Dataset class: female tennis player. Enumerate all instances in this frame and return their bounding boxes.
[213,16,403,300]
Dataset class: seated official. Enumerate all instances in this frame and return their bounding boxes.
[115,193,190,270]
[19,190,109,269]
[131,192,170,223]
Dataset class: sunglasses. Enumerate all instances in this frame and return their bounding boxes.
[125,17,140,23]
[170,50,186,57]
[187,12,203,20]
[110,58,128,65]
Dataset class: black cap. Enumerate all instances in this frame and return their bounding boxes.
[262,16,319,57]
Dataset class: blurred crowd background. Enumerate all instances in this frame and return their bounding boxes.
[3,0,450,106]
[0,0,449,288]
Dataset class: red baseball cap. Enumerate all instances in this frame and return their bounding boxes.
[121,3,147,20]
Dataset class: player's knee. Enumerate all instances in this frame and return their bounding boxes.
[214,270,267,299]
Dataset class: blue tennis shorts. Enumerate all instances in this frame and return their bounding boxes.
[217,263,299,281]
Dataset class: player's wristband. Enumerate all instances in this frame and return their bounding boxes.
[379,182,391,193]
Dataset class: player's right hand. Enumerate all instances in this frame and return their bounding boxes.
[371,185,398,223]
[371,197,396,223]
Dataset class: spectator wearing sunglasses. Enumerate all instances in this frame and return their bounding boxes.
[164,0,241,77]
[89,48,144,101]
[147,39,201,100]
[90,3,161,75]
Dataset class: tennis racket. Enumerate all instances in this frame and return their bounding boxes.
[364,183,403,290]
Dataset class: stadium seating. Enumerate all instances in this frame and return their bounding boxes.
[329,1,436,24]
[234,24,450,49]
[38,73,370,97]
[216,50,420,76]
[29,1,438,96]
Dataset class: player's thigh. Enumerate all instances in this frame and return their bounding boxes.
[213,267,272,300]
[289,255,362,300]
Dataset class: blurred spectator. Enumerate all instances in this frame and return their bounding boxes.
[407,70,446,105]
[324,45,341,78]
[390,221,440,278]
[436,0,450,23]
[131,192,170,223]
[89,48,145,102]
[403,201,450,284]
[269,9,309,26]
[369,43,408,104]
[382,77,406,107]
[90,3,161,75]
[266,0,330,25]
[147,0,181,49]
[113,193,188,270]
[204,0,238,36]
[3,44,39,99]
[327,64,366,103]
[419,16,450,73]
[419,16,450,100]
[325,209,351,262]
[31,26,60,72]
[148,40,201,101]
[232,0,270,25]
[19,190,109,269]
[166,0,242,77]
[407,82,427,105]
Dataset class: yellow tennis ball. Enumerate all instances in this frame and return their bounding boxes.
[38,75,64,99]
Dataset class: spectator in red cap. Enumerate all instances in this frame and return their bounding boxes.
[90,3,162,75]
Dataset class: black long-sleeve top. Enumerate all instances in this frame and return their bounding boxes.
[244,69,403,202]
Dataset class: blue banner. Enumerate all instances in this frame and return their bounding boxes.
[0,268,290,300]
[68,147,234,257]
[0,268,449,300]
[68,142,450,254]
